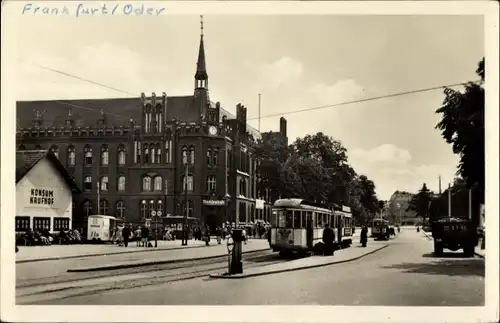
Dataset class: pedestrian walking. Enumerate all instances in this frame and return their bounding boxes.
[322,223,335,256]
[122,224,131,248]
[360,226,368,247]
[135,226,142,246]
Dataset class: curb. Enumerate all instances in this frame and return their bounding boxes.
[209,244,389,279]
[17,239,268,264]
[66,247,270,272]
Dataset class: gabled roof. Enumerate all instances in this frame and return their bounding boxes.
[16,150,81,193]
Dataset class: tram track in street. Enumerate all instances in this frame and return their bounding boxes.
[17,250,297,304]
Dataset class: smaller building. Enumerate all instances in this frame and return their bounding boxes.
[16,150,81,233]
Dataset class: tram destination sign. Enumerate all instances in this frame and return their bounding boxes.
[29,188,55,206]
[203,200,226,206]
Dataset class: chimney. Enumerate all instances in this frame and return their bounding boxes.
[279,117,287,138]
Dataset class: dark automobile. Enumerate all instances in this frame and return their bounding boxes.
[431,217,478,257]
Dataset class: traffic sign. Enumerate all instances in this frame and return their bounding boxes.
[226,237,234,253]
[157,210,162,217]
[151,210,157,217]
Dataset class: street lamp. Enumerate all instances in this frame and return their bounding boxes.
[155,200,163,248]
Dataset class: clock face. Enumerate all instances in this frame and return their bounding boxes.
[209,126,218,135]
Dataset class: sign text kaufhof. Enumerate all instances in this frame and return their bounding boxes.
[29,188,55,206]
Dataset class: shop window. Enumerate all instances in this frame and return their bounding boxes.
[15,216,30,232]
[54,218,70,231]
[33,217,51,231]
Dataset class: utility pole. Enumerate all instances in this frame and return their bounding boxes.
[183,162,189,245]
[97,179,100,214]
[258,94,261,132]
[448,183,452,218]
[468,188,472,220]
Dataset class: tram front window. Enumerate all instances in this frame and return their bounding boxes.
[285,210,294,228]
[277,210,287,227]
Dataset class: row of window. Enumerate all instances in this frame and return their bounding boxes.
[84,175,129,192]
[273,210,353,229]
[82,200,126,217]
[134,142,173,164]
[15,216,70,232]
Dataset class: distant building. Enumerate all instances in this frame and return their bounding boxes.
[388,190,419,225]
[16,150,81,233]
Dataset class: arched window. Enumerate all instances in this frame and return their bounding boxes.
[116,201,125,218]
[156,143,162,164]
[182,146,188,164]
[142,176,152,192]
[117,145,126,165]
[100,144,109,166]
[49,145,59,159]
[206,149,212,165]
[182,200,194,217]
[117,176,126,192]
[82,200,93,216]
[99,200,109,215]
[183,174,194,192]
[143,144,149,164]
[239,178,246,196]
[207,175,216,192]
[84,145,93,166]
[67,145,76,166]
[141,200,148,219]
[189,146,195,164]
[212,149,218,165]
[151,146,156,164]
[154,176,163,191]
[84,175,92,191]
[100,176,108,192]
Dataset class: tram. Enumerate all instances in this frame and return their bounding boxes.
[371,218,389,239]
[270,199,354,256]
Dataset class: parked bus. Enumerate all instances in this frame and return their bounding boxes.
[270,199,354,256]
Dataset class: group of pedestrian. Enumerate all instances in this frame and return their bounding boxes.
[16,227,83,246]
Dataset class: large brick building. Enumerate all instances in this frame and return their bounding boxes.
[16,22,285,232]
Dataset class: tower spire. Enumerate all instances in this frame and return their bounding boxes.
[195,15,208,89]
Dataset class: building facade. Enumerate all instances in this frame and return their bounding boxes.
[16,21,284,232]
[16,150,81,233]
[388,190,419,225]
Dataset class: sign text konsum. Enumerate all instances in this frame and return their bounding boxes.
[29,189,55,205]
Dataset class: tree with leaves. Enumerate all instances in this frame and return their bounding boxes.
[407,183,433,220]
[435,58,485,203]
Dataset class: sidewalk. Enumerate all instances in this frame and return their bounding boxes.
[66,239,271,272]
[210,241,390,279]
[16,238,268,263]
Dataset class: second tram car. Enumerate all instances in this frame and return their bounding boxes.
[270,199,354,256]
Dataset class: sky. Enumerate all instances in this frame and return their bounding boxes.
[13,11,484,200]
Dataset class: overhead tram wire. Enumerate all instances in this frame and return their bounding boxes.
[247,80,482,121]
[19,60,482,126]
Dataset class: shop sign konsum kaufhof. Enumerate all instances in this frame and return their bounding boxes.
[16,151,81,233]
